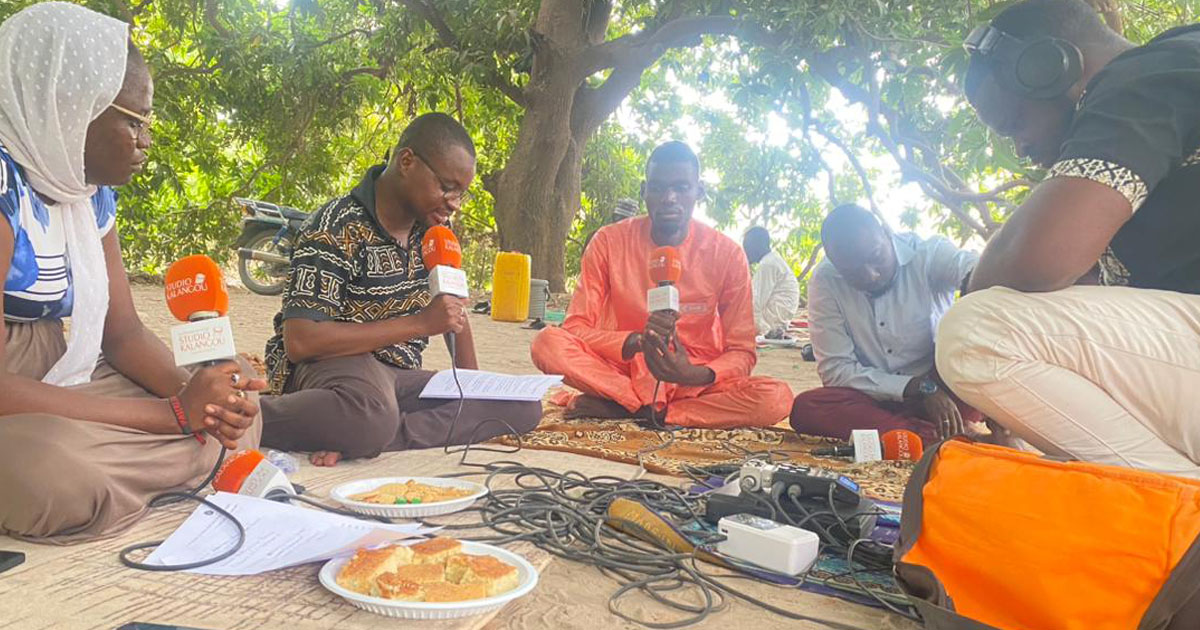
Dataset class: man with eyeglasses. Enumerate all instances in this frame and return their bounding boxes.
[531,141,793,428]
[258,113,540,467]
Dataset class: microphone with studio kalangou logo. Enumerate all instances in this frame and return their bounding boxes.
[164,254,237,367]
[165,256,295,499]
[422,225,469,360]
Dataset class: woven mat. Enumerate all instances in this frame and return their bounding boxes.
[494,405,914,503]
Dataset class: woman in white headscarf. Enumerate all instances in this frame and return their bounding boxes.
[0,2,263,541]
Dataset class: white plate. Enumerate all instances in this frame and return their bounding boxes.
[330,476,488,518]
[319,540,539,620]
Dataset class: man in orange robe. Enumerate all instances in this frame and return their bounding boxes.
[531,142,793,428]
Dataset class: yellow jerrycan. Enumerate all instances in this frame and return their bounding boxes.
[491,251,531,322]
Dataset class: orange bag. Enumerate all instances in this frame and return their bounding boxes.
[894,440,1200,630]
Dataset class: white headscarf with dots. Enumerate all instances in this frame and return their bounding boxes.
[0,2,129,386]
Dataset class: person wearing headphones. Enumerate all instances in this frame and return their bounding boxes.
[938,0,1200,475]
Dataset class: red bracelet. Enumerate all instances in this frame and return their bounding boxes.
[169,396,206,445]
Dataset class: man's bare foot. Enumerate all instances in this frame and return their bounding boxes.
[565,394,636,419]
[310,450,342,467]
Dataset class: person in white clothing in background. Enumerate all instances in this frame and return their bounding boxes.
[743,227,800,339]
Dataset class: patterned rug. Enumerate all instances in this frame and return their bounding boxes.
[493,405,915,503]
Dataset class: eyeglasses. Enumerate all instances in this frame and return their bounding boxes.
[109,103,154,138]
[409,147,474,205]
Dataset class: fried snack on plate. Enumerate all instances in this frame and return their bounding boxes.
[335,545,412,593]
[422,582,491,603]
[410,536,463,564]
[446,554,520,596]
[349,480,473,505]
[375,574,423,601]
[391,563,445,584]
[336,537,521,603]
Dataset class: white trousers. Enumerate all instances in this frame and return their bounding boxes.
[937,285,1200,477]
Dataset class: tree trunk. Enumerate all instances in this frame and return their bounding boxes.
[494,140,581,292]
[491,0,588,292]
[488,2,741,291]
[491,57,582,290]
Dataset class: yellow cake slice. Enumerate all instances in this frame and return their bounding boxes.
[422,582,490,602]
[454,554,520,596]
[410,536,463,564]
[375,573,423,601]
[391,562,445,584]
[336,545,411,593]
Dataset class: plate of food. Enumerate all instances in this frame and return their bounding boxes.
[320,536,538,620]
[330,477,488,518]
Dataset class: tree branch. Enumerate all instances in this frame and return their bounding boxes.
[584,0,612,45]
[813,123,881,217]
[398,0,526,107]
[808,46,1014,237]
[943,179,1032,204]
[574,16,768,139]
[305,28,377,50]
[399,0,458,47]
[581,15,745,76]
[341,64,392,80]
[203,0,230,38]
[796,244,823,283]
[485,69,528,107]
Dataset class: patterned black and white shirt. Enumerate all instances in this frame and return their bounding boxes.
[1047,24,1200,294]
[264,165,431,393]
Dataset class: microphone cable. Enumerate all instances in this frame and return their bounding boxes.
[119,444,400,572]
[119,313,525,573]
[118,445,248,571]
[636,326,684,473]
[439,325,525,461]
[412,451,892,629]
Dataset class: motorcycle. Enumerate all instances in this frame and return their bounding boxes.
[233,197,309,296]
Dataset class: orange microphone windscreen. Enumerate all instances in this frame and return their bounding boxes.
[164,254,229,321]
[212,449,266,493]
[881,429,924,461]
[421,225,463,270]
[648,246,682,285]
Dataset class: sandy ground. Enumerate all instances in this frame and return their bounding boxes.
[128,285,918,630]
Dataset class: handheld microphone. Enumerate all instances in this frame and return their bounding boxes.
[421,226,469,359]
[164,255,237,367]
[647,246,681,314]
[212,449,294,498]
[812,429,924,462]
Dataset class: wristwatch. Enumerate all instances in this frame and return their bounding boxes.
[917,376,939,397]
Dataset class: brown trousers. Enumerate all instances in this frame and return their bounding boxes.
[259,353,542,459]
[0,319,262,542]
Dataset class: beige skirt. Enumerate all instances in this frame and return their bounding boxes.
[0,319,262,543]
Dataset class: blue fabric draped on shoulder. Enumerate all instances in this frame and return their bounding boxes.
[2,141,118,320]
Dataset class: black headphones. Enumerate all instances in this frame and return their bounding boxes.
[964,24,1083,99]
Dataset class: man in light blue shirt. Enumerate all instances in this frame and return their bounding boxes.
[790,204,982,443]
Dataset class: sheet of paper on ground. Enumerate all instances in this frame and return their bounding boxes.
[420,369,563,401]
[145,492,435,575]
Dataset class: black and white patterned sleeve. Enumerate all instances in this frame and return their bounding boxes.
[1052,41,1200,212]
[279,199,355,322]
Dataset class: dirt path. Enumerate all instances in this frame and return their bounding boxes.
[130,284,823,393]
